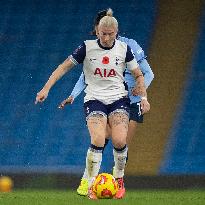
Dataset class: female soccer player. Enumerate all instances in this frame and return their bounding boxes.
[35,13,147,199]
[58,8,154,197]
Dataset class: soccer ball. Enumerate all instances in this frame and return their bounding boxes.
[93,173,118,199]
[0,176,13,192]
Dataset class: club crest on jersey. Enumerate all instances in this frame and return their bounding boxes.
[115,57,120,65]
[102,56,109,64]
[94,68,116,77]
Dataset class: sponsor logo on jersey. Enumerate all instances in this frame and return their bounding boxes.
[94,68,116,77]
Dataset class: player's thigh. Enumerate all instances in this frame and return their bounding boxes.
[84,100,108,146]
[87,114,107,146]
[109,112,129,147]
[105,124,111,139]
[127,120,138,144]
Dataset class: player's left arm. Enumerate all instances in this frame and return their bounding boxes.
[131,67,150,114]
[126,45,150,114]
[128,39,154,89]
[130,67,147,97]
[138,59,154,89]
[126,45,146,97]
[128,40,152,114]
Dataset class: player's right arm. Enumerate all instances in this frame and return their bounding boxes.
[35,59,75,104]
[35,42,86,105]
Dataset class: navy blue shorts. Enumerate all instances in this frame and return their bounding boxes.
[84,97,130,121]
[130,102,144,123]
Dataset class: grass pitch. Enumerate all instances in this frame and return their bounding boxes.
[0,189,205,205]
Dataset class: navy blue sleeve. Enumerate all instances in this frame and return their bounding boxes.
[71,42,86,64]
[125,45,135,62]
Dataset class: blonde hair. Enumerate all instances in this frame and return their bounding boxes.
[98,8,118,30]
[106,8,113,16]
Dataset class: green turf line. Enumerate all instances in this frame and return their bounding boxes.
[0,190,205,205]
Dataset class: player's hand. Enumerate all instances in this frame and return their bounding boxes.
[58,96,74,109]
[132,85,146,96]
[35,88,49,104]
[140,97,150,114]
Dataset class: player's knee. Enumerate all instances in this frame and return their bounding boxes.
[113,139,126,149]
[91,134,105,147]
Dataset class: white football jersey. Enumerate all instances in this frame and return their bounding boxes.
[71,39,139,105]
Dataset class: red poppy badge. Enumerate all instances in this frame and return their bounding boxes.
[102,56,109,64]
